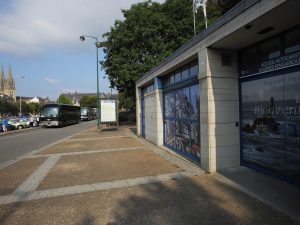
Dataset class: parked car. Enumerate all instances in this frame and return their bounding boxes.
[0,121,14,132]
[8,118,30,130]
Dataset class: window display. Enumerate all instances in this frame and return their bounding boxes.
[241,71,300,183]
[164,84,200,162]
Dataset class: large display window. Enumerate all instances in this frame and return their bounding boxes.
[164,84,200,162]
[241,70,300,183]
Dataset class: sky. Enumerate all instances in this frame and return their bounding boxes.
[0,0,164,101]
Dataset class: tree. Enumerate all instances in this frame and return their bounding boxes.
[100,0,241,105]
[79,96,97,108]
[118,92,135,111]
[28,102,40,114]
[56,94,73,105]
[0,98,18,115]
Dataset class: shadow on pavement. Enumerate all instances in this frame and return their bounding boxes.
[107,176,299,225]
[0,175,299,224]
[75,212,96,225]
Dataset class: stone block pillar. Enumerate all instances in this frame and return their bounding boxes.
[199,47,240,173]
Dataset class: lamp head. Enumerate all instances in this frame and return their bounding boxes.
[79,36,85,41]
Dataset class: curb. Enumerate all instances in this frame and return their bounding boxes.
[0,127,39,137]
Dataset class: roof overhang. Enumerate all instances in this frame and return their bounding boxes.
[136,0,299,87]
[211,0,300,50]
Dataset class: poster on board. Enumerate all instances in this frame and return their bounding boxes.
[100,99,117,123]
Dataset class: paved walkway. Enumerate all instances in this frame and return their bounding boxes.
[0,126,299,225]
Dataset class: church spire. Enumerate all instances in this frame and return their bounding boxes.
[5,64,14,89]
[0,65,5,94]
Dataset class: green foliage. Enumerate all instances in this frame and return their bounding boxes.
[118,93,135,111]
[100,0,241,104]
[79,96,97,108]
[28,102,40,114]
[0,98,18,115]
[56,94,73,105]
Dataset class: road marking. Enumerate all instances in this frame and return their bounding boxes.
[0,126,94,170]
[13,155,61,194]
[0,171,195,205]
[29,147,145,158]
[66,136,131,141]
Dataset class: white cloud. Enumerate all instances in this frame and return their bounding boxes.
[0,0,165,57]
[44,77,59,85]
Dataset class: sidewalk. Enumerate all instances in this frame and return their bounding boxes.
[0,126,299,225]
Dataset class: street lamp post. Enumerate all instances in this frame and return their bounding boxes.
[80,35,102,129]
[16,76,25,116]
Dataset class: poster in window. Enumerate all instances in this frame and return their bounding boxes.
[175,87,190,119]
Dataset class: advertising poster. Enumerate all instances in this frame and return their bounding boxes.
[164,84,200,161]
[100,99,117,123]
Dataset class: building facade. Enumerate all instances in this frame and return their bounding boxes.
[0,65,16,101]
[136,0,300,184]
[63,92,117,106]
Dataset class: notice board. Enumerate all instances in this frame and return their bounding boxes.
[100,99,117,123]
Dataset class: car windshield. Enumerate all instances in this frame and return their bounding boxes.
[42,107,59,117]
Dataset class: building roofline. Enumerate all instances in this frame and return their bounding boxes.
[136,0,259,84]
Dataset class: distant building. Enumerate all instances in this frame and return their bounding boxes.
[16,96,51,105]
[62,92,117,106]
[0,65,16,101]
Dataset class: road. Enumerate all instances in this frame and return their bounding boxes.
[0,120,95,164]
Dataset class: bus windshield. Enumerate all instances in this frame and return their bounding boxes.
[81,108,88,115]
[42,107,59,117]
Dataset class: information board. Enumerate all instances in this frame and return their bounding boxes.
[100,99,117,123]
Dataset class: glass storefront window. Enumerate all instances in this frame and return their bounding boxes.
[175,121,191,153]
[165,120,175,148]
[285,27,300,54]
[182,67,189,80]
[260,37,281,62]
[165,92,175,118]
[190,85,200,120]
[164,84,200,162]
[241,75,285,176]
[174,71,181,82]
[240,46,258,76]
[190,63,199,77]
[162,60,199,88]
[284,72,300,181]
[241,71,300,183]
[175,87,190,119]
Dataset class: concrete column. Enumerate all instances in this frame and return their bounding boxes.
[154,77,164,146]
[199,47,240,173]
[136,87,142,136]
[156,89,164,146]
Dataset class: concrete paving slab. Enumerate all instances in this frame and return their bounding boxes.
[38,137,143,154]
[0,175,298,225]
[0,158,46,196]
[37,149,182,190]
[218,166,300,222]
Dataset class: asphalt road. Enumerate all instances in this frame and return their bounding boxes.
[0,120,96,164]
